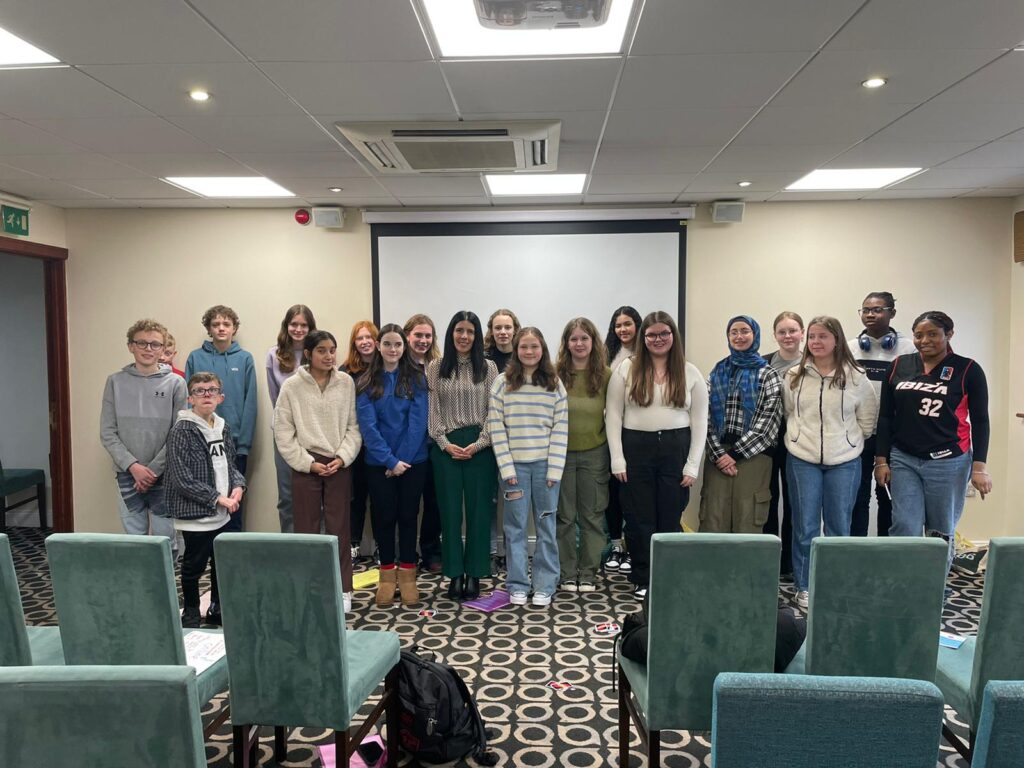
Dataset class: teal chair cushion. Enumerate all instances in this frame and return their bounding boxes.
[973,680,1024,768]
[25,626,65,665]
[0,665,206,768]
[935,637,975,724]
[214,533,400,730]
[620,533,780,732]
[1,533,63,667]
[712,672,944,768]
[804,537,947,680]
[0,466,46,494]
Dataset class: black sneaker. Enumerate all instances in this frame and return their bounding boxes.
[181,607,201,629]
[605,546,622,570]
[618,553,633,574]
[632,585,647,601]
[205,602,222,627]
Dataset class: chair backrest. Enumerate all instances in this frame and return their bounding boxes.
[214,532,350,729]
[0,534,32,665]
[0,665,206,768]
[805,537,947,680]
[711,672,944,768]
[973,680,1024,768]
[46,533,186,665]
[646,533,780,732]
[970,538,1024,716]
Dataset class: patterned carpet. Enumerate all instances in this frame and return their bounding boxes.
[11,526,978,767]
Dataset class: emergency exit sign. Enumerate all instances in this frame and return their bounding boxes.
[2,205,29,236]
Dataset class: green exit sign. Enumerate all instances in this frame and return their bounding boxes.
[2,205,29,236]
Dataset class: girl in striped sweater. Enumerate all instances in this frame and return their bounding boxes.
[487,328,569,607]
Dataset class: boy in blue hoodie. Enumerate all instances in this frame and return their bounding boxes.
[185,305,257,531]
[100,319,187,546]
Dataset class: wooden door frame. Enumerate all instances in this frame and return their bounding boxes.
[0,233,73,531]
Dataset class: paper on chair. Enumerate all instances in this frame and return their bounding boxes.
[939,631,967,649]
[183,631,227,675]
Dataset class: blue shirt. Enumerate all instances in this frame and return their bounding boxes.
[185,340,258,455]
[356,369,429,469]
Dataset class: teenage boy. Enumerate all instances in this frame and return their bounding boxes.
[185,305,257,531]
[100,319,187,547]
[847,291,916,537]
[160,332,186,378]
[165,372,245,628]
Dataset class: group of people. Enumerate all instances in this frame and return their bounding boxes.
[99,292,992,625]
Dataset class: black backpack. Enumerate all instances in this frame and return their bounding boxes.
[396,646,498,765]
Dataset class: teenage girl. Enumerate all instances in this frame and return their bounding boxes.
[274,330,362,611]
[266,304,316,533]
[427,311,499,601]
[875,311,991,571]
[555,317,611,592]
[484,308,521,373]
[606,310,709,601]
[782,316,877,609]
[356,324,430,607]
[340,320,379,563]
[602,305,642,573]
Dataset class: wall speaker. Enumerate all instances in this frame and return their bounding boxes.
[711,201,745,224]
[312,206,345,228]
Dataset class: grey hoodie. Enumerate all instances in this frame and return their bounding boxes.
[99,364,187,475]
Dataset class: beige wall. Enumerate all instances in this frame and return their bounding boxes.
[1006,195,1024,536]
[63,199,1018,539]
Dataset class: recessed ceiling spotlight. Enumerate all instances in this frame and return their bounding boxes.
[861,77,887,89]
[189,88,211,102]
[737,180,752,188]
[328,187,344,193]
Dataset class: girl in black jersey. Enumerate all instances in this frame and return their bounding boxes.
[874,311,992,569]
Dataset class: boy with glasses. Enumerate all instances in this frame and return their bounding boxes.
[100,319,187,546]
[847,292,915,537]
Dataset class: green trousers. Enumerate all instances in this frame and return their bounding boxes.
[699,453,773,533]
[431,426,497,578]
[556,444,610,582]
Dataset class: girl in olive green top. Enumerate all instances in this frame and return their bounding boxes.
[555,317,612,591]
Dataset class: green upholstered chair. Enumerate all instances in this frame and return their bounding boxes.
[972,681,1024,768]
[0,457,47,531]
[45,533,230,736]
[617,533,780,766]
[0,665,207,767]
[214,533,401,768]
[784,537,947,680]
[935,538,1024,761]
[711,672,944,768]
[0,533,63,665]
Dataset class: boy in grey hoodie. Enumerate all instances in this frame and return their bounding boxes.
[99,319,187,547]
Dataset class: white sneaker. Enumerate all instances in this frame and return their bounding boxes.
[509,591,528,605]
[577,581,596,592]
[632,585,647,601]
[605,546,622,570]
[350,545,360,561]
[559,580,578,592]
[343,592,353,612]
[795,590,809,609]
[618,553,633,573]
[532,592,552,607]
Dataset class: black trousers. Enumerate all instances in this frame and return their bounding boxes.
[851,435,892,536]
[367,462,429,566]
[180,525,227,609]
[620,427,691,587]
[350,447,372,546]
[763,447,794,575]
[418,455,442,566]
[605,475,624,540]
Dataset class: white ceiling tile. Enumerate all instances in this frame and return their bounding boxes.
[587,174,694,194]
[583,193,681,203]
[0,177,106,200]
[491,195,584,206]
[770,190,868,201]
[0,68,149,119]
[683,172,804,193]
[616,53,808,110]
[81,63,301,117]
[116,198,230,208]
[864,188,976,199]
[683,192,774,203]
[826,141,983,169]
[379,176,486,198]
[890,168,1024,189]
[230,152,367,179]
[444,58,620,113]
[462,112,608,143]
[931,52,1024,104]
[938,141,1024,169]
[24,117,212,153]
[592,146,720,175]
[828,0,1024,51]
[0,154,148,180]
[875,101,1024,142]
[553,143,599,173]
[106,153,257,177]
[731,103,914,146]
[164,115,338,153]
[0,119,86,155]
[961,187,1024,197]
[270,177,393,198]
[304,196,400,207]
[42,198,133,208]
[0,163,40,180]
[603,108,757,147]
[705,144,851,173]
[0,0,243,64]
[68,179,199,198]
[631,0,863,55]
[382,196,492,207]
[188,0,431,62]
[259,62,454,117]
[221,199,317,209]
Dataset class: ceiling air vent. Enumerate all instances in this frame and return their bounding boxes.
[336,120,560,174]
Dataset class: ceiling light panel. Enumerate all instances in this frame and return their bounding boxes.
[423,0,636,58]
[485,173,586,195]
[786,168,922,190]
[0,26,60,67]
[163,176,295,197]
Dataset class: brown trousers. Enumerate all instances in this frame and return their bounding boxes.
[292,453,353,591]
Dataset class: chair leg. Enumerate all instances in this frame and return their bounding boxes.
[273,726,287,762]
[647,729,661,766]
[942,721,974,762]
[618,661,631,767]
[233,724,255,768]
[336,728,351,768]
[385,666,401,767]
[37,482,47,529]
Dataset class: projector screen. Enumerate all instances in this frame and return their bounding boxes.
[371,221,686,348]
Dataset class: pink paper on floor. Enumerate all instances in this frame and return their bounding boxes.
[317,734,386,768]
[463,588,512,612]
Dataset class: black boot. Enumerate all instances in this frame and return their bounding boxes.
[205,602,222,626]
[181,607,201,629]
[463,576,480,600]
[446,575,465,600]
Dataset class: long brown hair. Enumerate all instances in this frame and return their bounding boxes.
[504,327,558,392]
[789,315,863,390]
[556,317,607,397]
[628,311,688,408]
[275,304,317,373]
[356,323,425,400]
[483,308,521,353]
[342,320,379,374]
[403,313,440,363]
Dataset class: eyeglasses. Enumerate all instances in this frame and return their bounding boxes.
[131,340,165,351]
[728,329,753,337]
[190,387,222,397]
[644,330,673,341]
[859,307,893,315]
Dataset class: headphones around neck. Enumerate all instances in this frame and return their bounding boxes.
[858,330,897,352]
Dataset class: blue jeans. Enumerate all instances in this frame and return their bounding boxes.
[502,460,560,597]
[787,455,860,592]
[888,447,971,571]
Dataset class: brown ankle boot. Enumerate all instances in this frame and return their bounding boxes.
[397,566,419,606]
[376,568,397,607]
